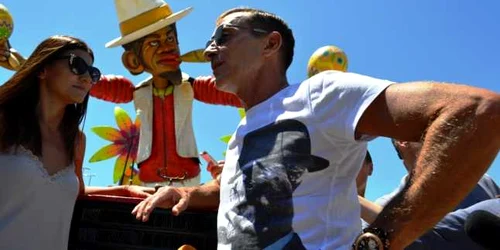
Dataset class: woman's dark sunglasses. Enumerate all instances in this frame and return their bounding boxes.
[54,53,101,83]
[205,24,268,49]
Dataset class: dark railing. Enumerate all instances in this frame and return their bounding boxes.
[68,195,218,250]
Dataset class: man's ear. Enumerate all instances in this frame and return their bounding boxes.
[122,51,144,75]
[263,31,282,58]
[38,67,47,80]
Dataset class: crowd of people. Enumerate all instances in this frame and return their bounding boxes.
[0,1,499,250]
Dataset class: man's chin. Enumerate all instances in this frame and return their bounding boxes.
[214,77,236,94]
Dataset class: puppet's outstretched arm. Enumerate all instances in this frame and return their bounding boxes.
[90,75,135,103]
[191,76,243,107]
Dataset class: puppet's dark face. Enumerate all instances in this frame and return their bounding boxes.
[140,26,181,77]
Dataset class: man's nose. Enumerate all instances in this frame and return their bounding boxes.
[203,42,217,61]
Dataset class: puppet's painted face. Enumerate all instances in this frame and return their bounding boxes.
[140,25,181,76]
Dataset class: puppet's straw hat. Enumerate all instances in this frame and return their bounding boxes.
[105,0,192,48]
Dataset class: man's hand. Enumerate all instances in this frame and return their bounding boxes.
[132,186,192,221]
[207,160,224,179]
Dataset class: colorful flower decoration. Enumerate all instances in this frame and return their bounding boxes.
[88,106,141,185]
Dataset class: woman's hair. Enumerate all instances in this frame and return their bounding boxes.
[0,35,94,161]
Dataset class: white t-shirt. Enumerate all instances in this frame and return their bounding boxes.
[217,71,393,249]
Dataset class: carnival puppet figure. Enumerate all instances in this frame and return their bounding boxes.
[0,4,25,71]
[90,0,242,187]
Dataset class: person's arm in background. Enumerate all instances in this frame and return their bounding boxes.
[355,82,500,249]
[74,132,154,197]
[359,196,383,224]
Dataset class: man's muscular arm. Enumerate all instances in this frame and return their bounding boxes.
[90,75,135,103]
[356,82,500,249]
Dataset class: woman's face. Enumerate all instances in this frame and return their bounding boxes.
[41,49,95,104]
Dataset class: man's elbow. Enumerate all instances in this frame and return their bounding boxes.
[477,93,500,135]
[466,92,500,147]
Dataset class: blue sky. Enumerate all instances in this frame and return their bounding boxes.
[1,0,498,201]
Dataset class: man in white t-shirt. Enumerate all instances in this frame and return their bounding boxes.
[132,7,500,250]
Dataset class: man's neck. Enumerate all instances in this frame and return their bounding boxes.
[239,67,289,110]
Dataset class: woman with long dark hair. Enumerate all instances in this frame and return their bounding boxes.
[0,35,153,249]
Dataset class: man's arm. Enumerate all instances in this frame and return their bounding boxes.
[184,178,221,210]
[356,82,500,249]
[132,178,221,221]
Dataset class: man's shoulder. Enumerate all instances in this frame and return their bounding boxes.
[297,70,344,98]
[303,70,394,94]
[302,70,344,85]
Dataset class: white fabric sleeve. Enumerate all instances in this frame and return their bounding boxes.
[309,70,393,142]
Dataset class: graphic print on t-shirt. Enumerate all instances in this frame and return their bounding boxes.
[218,119,329,249]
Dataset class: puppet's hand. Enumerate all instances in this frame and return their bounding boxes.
[0,44,9,62]
[0,43,24,71]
